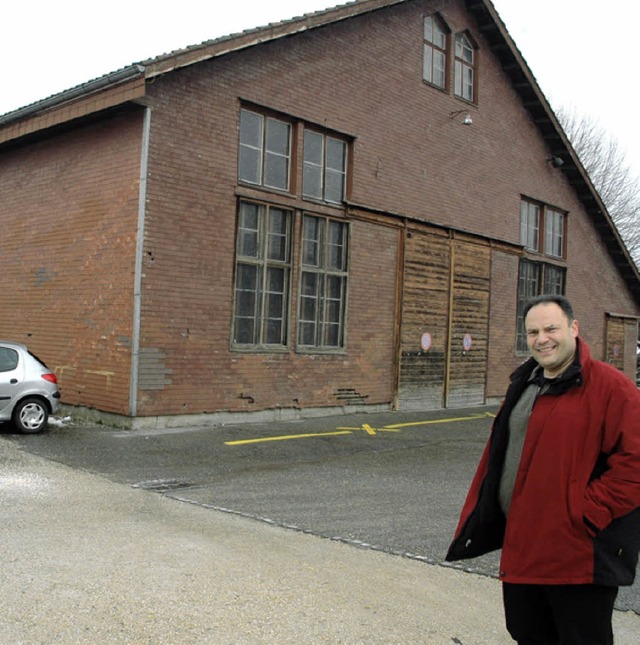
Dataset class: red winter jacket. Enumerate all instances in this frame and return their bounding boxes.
[446,338,640,586]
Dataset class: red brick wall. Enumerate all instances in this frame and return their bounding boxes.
[3,0,638,420]
[135,0,637,415]
[135,169,400,414]
[0,110,144,413]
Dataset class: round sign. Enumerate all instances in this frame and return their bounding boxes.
[421,332,432,351]
[463,334,473,351]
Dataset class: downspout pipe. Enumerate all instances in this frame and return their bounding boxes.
[130,106,152,417]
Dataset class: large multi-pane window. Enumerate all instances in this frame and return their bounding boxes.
[423,15,447,89]
[238,109,291,191]
[235,106,352,352]
[454,33,475,102]
[520,199,565,256]
[303,130,347,204]
[298,215,349,350]
[516,198,568,351]
[233,201,292,347]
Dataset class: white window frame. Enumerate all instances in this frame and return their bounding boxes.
[454,33,475,102]
[238,108,292,192]
[297,215,349,351]
[303,130,347,205]
[423,15,447,89]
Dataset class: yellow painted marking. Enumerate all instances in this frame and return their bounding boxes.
[225,411,494,446]
[335,426,401,433]
[225,430,352,446]
[383,413,491,430]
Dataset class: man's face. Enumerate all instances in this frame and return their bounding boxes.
[525,302,578,378]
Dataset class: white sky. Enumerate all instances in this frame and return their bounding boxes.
[2,0,639,177]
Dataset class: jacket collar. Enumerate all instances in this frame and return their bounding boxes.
[512,337,587,394]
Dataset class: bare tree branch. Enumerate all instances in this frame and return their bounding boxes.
[556,106,640,267]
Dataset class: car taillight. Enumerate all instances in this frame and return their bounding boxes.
[41,373,58,384]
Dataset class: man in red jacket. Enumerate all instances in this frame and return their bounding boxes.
[446,294,640,644]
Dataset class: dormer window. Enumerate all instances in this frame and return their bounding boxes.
[423,15,448,89]
[454,33,476,102]
[423,18,478,104]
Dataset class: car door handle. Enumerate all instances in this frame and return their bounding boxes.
[10,379,18,384]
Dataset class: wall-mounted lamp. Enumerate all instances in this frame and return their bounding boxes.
[450,109,473,126]
[547,155,564,168]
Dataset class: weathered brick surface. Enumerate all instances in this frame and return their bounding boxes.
[1,0,638,419]
[135,0,638,415]
[0,111,143,413]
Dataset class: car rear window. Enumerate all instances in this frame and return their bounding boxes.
[0,348,19,372]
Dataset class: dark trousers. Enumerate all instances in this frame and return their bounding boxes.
[502,582,618,645]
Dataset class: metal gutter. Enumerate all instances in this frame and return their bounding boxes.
[0,65,146,127]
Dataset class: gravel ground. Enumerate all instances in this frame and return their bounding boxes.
[1,439,638,644]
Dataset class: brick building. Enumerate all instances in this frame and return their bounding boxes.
[1,0,638,428]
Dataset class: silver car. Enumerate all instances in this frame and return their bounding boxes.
[0,341,60,433]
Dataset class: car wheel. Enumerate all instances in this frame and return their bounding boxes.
[12,397,49,434]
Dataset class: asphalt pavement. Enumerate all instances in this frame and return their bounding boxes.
[1,405,639,643]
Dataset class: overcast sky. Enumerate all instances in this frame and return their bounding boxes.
[2,0,639,176]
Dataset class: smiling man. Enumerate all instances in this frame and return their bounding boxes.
[446,294,640,645]
[525,299,578,378]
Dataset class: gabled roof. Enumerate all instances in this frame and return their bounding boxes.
[142,0,403,77]
[1,0,638,303]
[467,0,640,302]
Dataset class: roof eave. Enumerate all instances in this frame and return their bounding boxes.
[142,0,407,78]
[0,65,146,128]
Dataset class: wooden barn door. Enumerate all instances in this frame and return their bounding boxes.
[398,227,490,410]
[443,239,491,408]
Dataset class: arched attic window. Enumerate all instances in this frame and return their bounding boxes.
[423,14,449,90]
[454,31,477,103]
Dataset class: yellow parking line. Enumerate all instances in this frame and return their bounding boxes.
[225,412,495,446]
[225,430,353,446]
[384,413,492,430]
